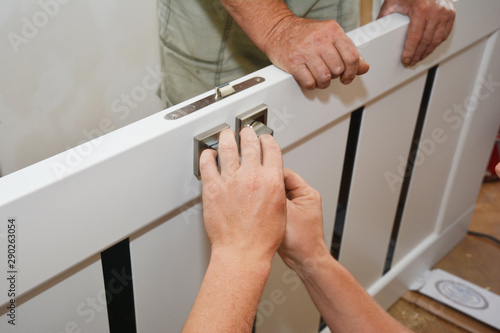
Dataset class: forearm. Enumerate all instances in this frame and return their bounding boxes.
[219,0,293,51]
[182,248,272,333]
[294,250,411,333]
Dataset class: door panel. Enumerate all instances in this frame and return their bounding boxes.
[440,30,500,231]
[0,257,109,333]
[392,39,488,266]
[338,73,426,288]
[130,203,210,333]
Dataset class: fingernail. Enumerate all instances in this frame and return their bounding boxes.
[343,79,352,85]
[403,57,411,66]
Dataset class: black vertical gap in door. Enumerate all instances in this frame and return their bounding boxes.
[330,106,364,260]
[101,238,137,333]
[383,65,439,274]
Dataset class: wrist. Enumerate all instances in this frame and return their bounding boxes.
[210,245,274,278]
[285,244,332,279]
[260,13,297,54]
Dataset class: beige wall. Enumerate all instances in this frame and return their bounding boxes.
[0,0,164,176]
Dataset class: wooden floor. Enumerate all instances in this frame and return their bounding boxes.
[388,180,500,332]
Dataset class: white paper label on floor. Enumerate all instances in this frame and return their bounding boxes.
[412,269,500,329]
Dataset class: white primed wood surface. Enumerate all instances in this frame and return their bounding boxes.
[130,203,210,333]
[365,206,475,312]
[439,30,500,233]
[0,1,499,331]
[0,257,109,333]
[391,39,488,266]
[339,73,426,288]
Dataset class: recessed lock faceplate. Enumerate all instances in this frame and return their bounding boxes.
[193,123,230,179]
[165,77,265,120]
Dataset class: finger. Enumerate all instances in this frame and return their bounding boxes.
[217,128,239,175]
[333,39,360,84]
[443,13,455,42]
[239,126,261,167]
[284,169,314,200]
[410,19,438,65]
[306,56,333,89]
[422,20,447,60]
[442,1,456,40]
[376,2,393,19]
[402,15,426,66]
[291,64,317,90]
[200,148,220,181]
[260,134,283,170]
[319,45,344,80]
[358,55,370,75]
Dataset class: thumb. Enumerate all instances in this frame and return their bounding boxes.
[377,2,394,19]
[377,1,407,19]
[377,8,390,19]
[357,55,370,75]
[284,169,313,200]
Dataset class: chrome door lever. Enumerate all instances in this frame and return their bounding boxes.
[235,104,273,147]
[193,123,230,179]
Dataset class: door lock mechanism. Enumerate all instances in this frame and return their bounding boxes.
[193,104,273,179]
[193,123,230,179]
[235,104,273,146]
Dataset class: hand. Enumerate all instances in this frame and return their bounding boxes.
[496,163,500,178]
[185,128,285,332]
[263,16,370,89]
[200,128,286,262]
[278,169,329,272]
[378,0,456,66]
[275,175,412,333]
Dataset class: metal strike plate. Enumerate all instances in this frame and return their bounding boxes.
[235,104,273,147]
[193,123,230,179]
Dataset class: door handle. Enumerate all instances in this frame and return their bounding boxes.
[193,104,273,179]
[235,104,273,148]
[193,123,230,179]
